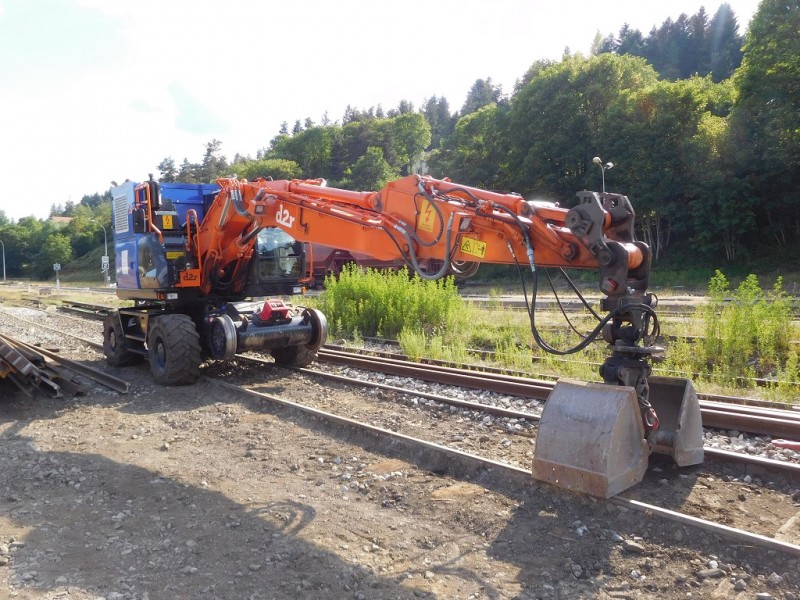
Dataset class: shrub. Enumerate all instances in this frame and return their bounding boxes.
[316,264,466,339]
[696,270,795,385]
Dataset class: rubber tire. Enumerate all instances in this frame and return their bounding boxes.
[271,344,317,368]
[147,313,201,385]
[104,311,144,367]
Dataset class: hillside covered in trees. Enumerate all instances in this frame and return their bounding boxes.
[1,0,797,280]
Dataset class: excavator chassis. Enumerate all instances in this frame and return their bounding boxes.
[104,302,328,386]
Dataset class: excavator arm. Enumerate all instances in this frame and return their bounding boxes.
[214,175,648,287]
[213,175,655,349]
[203,174,703,497]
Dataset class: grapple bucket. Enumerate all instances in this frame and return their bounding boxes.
[648,376,704,467]
[532,379,649,498]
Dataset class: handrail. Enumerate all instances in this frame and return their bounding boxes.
[185,208,202,276]
[134,183,163,244]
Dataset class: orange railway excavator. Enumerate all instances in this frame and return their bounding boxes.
[106,174,703,497]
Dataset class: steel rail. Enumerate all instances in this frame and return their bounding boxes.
[460,294,800,318]
[58,305,108,320]
[296,363,540,420]
[0,333,129,394]
[335,340,799,390]
[315,348,800,441]
[703,447,800,478]
[319,347,555,398]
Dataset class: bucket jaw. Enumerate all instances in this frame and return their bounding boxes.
[532,380,649,498]
[532,377,704,498]
[648,376,704,466]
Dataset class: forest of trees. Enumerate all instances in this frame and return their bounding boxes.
[596,4,745,81]
[1,0,797,279]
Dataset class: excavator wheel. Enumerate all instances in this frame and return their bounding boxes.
[147,313,202,385]
[103,311,144,367]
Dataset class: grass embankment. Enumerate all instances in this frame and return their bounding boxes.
[58,246,115,284]
[311,266,800,404]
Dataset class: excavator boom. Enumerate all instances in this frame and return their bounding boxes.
[215,175,646,288]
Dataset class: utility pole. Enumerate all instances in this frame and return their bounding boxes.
[92,220,111,285]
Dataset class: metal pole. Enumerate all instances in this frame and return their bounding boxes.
[592,156,613,194]
[101,224,110,284]
[0,239,5,282]
[92,220,111,285]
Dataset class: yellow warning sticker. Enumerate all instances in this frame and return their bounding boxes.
[166,251,184,260]
[460,237,487,259]
[162,214,173,229]
[418,199,436,233]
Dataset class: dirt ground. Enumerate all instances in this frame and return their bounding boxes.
[1,306,800,599]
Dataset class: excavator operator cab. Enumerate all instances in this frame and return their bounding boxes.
[243,228,308,296]
[257,228,303,274]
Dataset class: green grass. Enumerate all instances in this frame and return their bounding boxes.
[315,267,800,404]
[661,270,799,403]
[57,246,114,284]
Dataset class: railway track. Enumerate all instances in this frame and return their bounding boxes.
[315,347,800,442]
[50,299,800,392]
[51,300,800,391]
[56,300,113,320]
[2,302,799,560]
[9,301,800,444]
[462,293,800,319]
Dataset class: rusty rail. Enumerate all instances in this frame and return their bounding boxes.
[315,348,800,441]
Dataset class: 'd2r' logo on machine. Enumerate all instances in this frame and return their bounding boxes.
[276,203,296,228]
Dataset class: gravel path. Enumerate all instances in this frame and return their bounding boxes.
[1,301,799,599]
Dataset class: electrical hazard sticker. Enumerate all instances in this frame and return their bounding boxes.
[418,198,436,233]
[161,214,173,229]
[460,237,487,258]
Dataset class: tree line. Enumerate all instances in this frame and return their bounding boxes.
[0,193,111,279]
[1,0,797,279]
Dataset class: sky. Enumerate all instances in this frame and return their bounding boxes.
[0,0,762,221]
